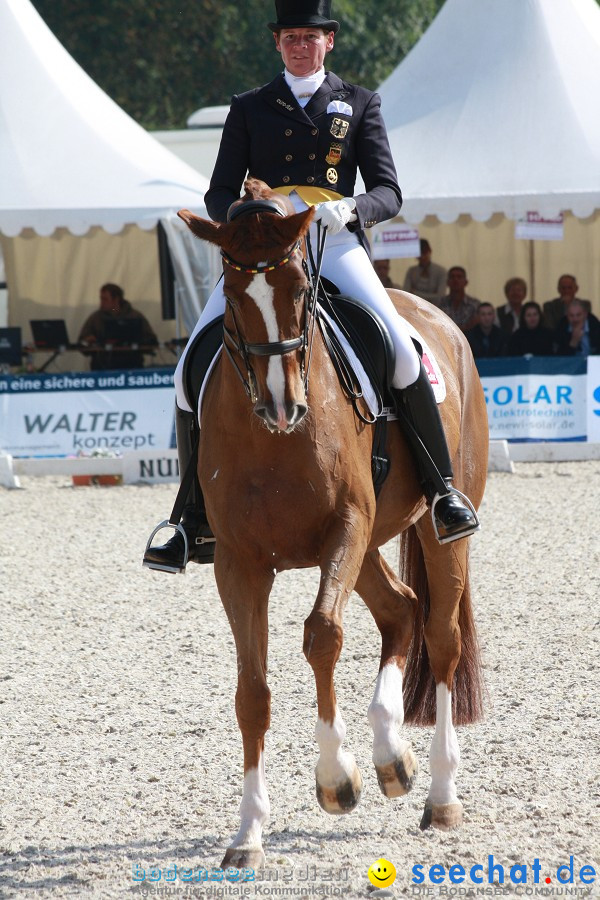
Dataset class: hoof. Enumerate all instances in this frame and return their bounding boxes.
[316,768,362,815]
[375,746,418,798]
[221,847,266,870]
[420,801,463,831]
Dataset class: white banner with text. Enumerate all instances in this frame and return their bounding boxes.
[0,368,175,457]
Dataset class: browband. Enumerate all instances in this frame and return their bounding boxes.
[227,199,286,222]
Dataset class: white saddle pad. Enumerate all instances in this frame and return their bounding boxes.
[319,310,446,421]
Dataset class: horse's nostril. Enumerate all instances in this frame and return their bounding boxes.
[294,403,308,423]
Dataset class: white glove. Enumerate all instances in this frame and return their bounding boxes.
[313,198,357,235]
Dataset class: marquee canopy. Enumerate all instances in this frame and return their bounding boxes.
[0,0,209,238]
[377,0,600,224]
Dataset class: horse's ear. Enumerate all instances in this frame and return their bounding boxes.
[177,209,226,247]
[269,206,315,246]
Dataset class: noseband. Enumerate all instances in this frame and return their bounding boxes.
[220,200,324,404]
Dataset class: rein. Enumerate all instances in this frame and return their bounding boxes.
[220,202,325,404]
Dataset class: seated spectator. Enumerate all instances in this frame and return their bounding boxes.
[466,303,507,358]
[507,302,555,356]
[78,283,158,371]
[497,277,527,335]
[373,258,400,289]
[402,239,447,305]
[439,266,481,332]
[554,299,600,357]
[543,274,592,331]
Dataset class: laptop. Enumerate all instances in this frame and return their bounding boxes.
[30,319,70,349]
[104,317,143,346]
[0,327,22,365]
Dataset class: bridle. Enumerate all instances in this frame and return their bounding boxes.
[220,200,325,404]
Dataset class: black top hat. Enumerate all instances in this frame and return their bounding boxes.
[268,0,340,33]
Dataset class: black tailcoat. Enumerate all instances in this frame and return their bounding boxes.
[205,72,402,252]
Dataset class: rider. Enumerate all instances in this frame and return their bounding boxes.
[143,0,479,574]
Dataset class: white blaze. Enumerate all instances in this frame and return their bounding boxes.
[245,275,286,411]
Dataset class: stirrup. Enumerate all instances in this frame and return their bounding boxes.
[143,521,189,574]
[430,488,481,545]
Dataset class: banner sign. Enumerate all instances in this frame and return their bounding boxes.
[371,226,420,260]
[587,356,600,443]
[515,211,564,242]
[0,368,176,457]
[1,361,599,457]
[476,358,587,442]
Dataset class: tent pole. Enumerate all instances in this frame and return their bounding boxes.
[529,239,535,301]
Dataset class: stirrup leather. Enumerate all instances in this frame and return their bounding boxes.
[430,487,481,545]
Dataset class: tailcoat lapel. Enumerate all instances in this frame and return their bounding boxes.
[262,72,351,126]
[304,72,347,119]
[262,73,315,126]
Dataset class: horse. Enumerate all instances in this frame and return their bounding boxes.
[177,178,488,869]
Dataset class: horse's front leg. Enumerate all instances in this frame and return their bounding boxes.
[215,556,274,869]
[303,515,369,815]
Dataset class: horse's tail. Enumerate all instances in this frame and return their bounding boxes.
[399,524,485,726]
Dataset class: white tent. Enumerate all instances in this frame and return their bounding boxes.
[0,0,216,348]
[375,0,600,305]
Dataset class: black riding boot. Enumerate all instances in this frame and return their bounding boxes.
[142,406,215,573]
[393,363,480,544]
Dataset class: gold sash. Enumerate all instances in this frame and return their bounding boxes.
[274,186,343,205]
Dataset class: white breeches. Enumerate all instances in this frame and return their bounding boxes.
[175,193,420,412]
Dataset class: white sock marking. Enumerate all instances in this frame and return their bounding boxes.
[368,662,411,766]
[428,683,460,805]
[229,753,270,850]
[314,712,357,788]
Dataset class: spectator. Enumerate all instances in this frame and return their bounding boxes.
[543,274,592,331]
[373,258,400,289]
[402,238,447,305]
[507,302,554,356]
[439,266,481,332]
[554,299,600,356]
[78,283,157,371]
[466,302,507,358]
[497,277,527,335]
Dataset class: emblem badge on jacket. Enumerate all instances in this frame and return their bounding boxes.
[325,144,342,165]
[330,117,350,139]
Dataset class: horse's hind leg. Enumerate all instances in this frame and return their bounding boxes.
[303,528,368,815]
[415,526,483,831]
[354,550,419,798]
[215,558,274,869]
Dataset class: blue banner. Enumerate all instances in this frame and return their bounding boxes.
[476,357,588,442]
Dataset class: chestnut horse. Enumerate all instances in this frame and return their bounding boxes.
[178,178,487,868]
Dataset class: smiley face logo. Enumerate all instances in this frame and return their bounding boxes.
[368,858,397,888]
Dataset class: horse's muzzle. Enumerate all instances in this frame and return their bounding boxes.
[254,400,308,433]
